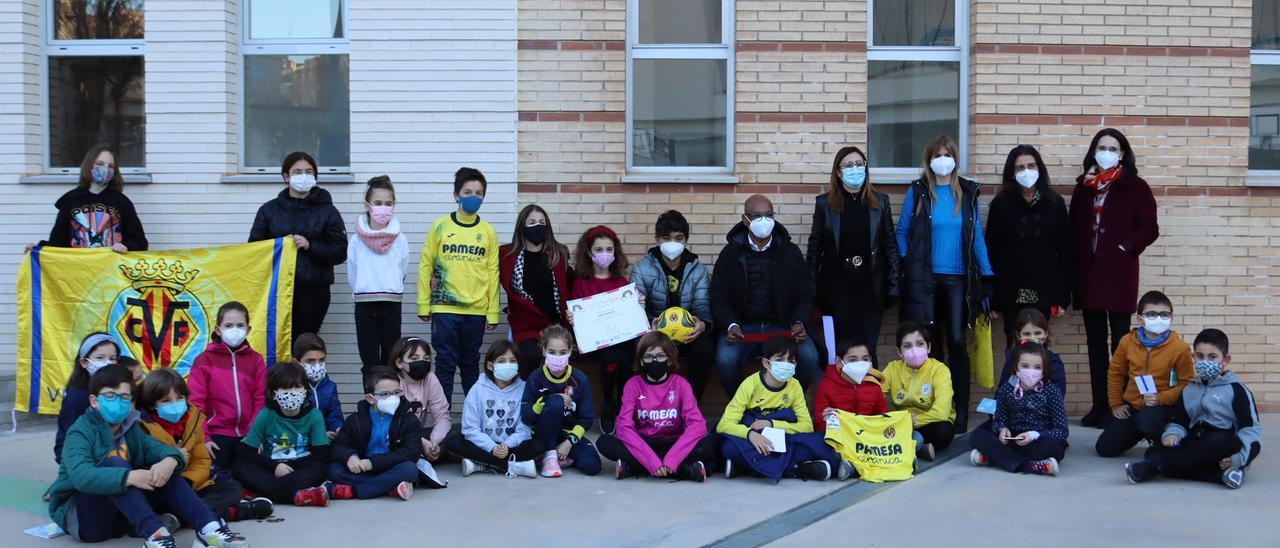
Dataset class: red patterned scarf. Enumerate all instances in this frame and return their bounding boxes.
[1083,167,1123,253]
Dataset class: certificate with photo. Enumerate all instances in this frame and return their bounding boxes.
[567,283,650,351]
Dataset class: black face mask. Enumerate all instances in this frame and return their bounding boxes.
[407,360,432,380]
[523,224,548,246]
[641,359,669,381]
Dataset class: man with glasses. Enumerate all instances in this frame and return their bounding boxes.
[710,194,820,397]
[327,366,424,500]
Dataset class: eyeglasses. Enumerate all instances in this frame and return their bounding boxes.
[370,390,404,399]
[745,212,775,221]
[641,355,669,364]
[1140,312,1172,320]
[840,160,866,168]
[96,392,133,402]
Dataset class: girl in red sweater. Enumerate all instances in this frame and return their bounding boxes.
[567,225,637,436]
[815,339,890,431]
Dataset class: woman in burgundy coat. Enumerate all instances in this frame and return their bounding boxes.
[1069,128,1159,428]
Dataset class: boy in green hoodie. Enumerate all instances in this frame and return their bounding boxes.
[47,364,247,547]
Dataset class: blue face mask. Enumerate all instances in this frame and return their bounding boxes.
[156,400,189,423]
[769,360,797,383]
[96,396,132,425]
[459,195,483,214]
[841,166,866,192]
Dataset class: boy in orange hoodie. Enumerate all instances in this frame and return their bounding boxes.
[1095,291,1195,457]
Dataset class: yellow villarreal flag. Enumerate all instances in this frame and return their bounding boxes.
[823,410,916,482]
[16,239,296,414]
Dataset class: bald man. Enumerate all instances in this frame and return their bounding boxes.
[709,195,820,396]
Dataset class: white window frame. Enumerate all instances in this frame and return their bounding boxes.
[625,0,735,176]
[238,0,351,174]
[866,0,969,181]
[1248,49,1280,185]
[43,0,147,174]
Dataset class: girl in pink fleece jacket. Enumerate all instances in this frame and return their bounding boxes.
[388,336,452,462]
[596,332,714,482]
[187,302,268,474]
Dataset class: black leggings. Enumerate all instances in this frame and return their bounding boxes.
[1146,428,1246,482]
[580,340,636,404]
[595,434,718,474]
[678,333,716,400]
[931,275,970,414]
[355,301,401,372]
[917,421,956,452]
[1095,405,1172,457]
[1082,310,1130,413]
[293,283,332,341]
[444,432,546,470]
[232,457,327,504]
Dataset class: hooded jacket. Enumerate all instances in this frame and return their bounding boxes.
[710,222,814,331]
[881,357,956,427]
[807,189,901,310]
[330,398,424,473]
[139,407,215,491]
[896,177,992,327]
[310,376,345,432]
[249,187,348,286]
[462,375,534,452]
[630,247,713,326]
[48,408,185,531]
[1164,371,1262,470]
[40,187,148,251]
[398,369,452,446]
[1107,329,1195,410]
[814,364,890,431]
[187,340,268,440]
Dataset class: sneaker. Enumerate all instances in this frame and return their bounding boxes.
[292,486,329,507]
[1124,461,1157,484]
[615,460,634,480]
[969,449,989,467]
[836,460,856,481]
[677,461,707,483]
[231,498,273,521]
[323,481,355,500]
[416,458,448,489]
[600,401,617,435]
[1222,468,1245,489]
[143,529,178,548]
[461,457,480,477]
[723,459,738,479]
[795,460,832,481]
[390,481,413,501]
[540,450,563,478]
[1026,458,1059,476]
[195,521,249,547]
[918,443,936,462]
[508,458,538,479]
[159,513,180,534]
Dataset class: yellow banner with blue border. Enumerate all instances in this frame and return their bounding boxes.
[16,238,296,414]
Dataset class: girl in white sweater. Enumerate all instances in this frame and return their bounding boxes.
[348,176,409,371]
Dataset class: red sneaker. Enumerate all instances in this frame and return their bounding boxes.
[292,486,329,507]
[389,481,413,501]
[325,482,355,500]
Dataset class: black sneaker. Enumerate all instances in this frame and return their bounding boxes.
[600,401,617,435]
[1125,461,1157,484]
[614,460,635,480]
[677,461,707,483]
[233,497,274,521]
[795,460,832,481]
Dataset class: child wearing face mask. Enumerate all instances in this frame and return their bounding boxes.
[996,308,1067,391]
[54,332,121,464]
[48,365,249,547]
[349,176,409,371]
[521,325,602,477]
[596,332,714,482]
[386,336,451,464]
[717,336,849,482]
[294,333,344,438]
[187,302,267,476]
[1125,329,1261,489]
[446,340,543,478]
[138,368,274,522]
[417,167,500,400]
[1094,291,1195,458]
[232,361,331,507]
[881,322,956,461]
[568,225,638,436]
[326,367,422,501]
[969,342,1068,476]
[815,340,890,433]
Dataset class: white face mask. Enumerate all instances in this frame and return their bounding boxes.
[289,173,317,193]
[493,361,519,382]
[748,216,775,240]
[1144,316,1171,336]
[1095,150,1121,170]
[274,390,306,412]
[85,359,112,377]
[304,362,327,384]
[841,360,872,384]
[659,241,685,261]
[930,156,956,178]
[375,394,400,415]
[1015,169,1039,189]
[220,327,247,348]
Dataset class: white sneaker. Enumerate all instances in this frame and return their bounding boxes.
[193,521,248,547]
[461,458,479,477]
[540,450,563,478]
[723,458,735,479]
[508,457,538,479]
[969,449,988,467]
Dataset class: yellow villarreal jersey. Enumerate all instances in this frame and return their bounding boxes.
[823,410,915,482]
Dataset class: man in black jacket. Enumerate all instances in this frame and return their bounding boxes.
[711,195,820,397]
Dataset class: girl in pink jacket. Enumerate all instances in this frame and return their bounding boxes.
[188,302,268,473]
[388,336,453,462]
[596,332,713,482]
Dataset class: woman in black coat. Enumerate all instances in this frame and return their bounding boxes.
[806,145,900,367]
[249,151,348,340]
[985,145,1072,348]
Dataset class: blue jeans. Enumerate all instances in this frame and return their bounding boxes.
[327,461,419,499]
[532,395,602,475]
[721,432,840,479]
[431,313,486,399]
[66,456,216,542]
[715,323,821,396]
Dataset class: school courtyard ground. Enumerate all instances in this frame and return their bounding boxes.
[0,415,1274,548]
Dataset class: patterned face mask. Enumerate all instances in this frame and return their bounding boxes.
[1194,359,1222,380]
[274,390,306,412]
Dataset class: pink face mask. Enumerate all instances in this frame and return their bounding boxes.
[1016,368,1044,388]
[545,353,570,374]
[592,251,615,269]
[903,347,928,368]
[369,205,393,225]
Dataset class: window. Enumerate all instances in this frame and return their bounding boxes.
[46,0,146,172]
[627,0,733,174]
[241,0,350,173]
[1251,2,1280,172]
[867,0,967,173]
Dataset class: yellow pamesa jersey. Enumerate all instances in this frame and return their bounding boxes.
[417,213,500,323]
[881,357,956,426]
[716,371,813,439]
[824,410,916,482]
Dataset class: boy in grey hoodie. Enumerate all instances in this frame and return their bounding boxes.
[1125,329,1261,488]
